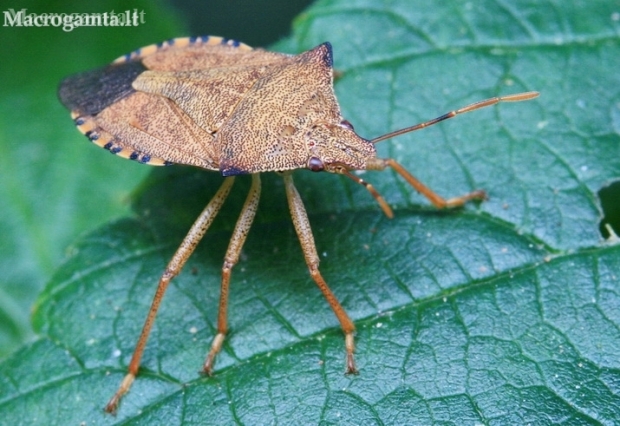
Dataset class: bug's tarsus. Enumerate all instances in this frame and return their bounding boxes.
[345,333,358,375]
[104,177,237,414]
[202,333,225,375]
[283,172,358,374]
[202,174,262,375]
[104,373,135,414]
[370,91,539,144]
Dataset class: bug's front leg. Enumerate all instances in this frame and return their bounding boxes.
[203,173,262,374]
[105,176,236,414]
[366,158,487,208]
[282,172,358,374]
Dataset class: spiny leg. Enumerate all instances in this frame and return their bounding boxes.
[282,172,358,374]
[105,177,236,414]
[366,157,486,209]
[202,174,262,374]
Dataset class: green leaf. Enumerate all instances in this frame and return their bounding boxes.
[2,0,620,424]
[0,0,184,357]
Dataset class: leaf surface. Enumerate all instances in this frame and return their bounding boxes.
[1,0,620,424]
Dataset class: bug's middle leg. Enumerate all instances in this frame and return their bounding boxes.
[202,173,262,374]
[282,172,358,374]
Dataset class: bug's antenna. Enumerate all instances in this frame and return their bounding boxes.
[370,91,539,144]
[341,169,394,218]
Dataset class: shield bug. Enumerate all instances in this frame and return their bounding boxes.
[58,35,538,413]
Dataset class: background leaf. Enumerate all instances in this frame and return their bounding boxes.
[2,0,620,425]
[0,0,184,358]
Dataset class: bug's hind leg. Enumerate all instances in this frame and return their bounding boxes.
[202,173,262,374]
[105,176,236,414]
[282,172,358,374]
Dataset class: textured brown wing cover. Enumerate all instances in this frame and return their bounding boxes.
[58,36,341,174]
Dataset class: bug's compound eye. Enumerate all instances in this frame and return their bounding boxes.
[308,157,325,172]
[340,119,354,130]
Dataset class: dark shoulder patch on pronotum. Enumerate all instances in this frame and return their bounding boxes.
[320,42,333,68]
[58,60,147,116]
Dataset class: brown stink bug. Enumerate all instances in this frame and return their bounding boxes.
[58,35,538,413]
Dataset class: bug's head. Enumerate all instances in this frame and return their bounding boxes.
[303,119,377,174]
[302,91,539,218]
